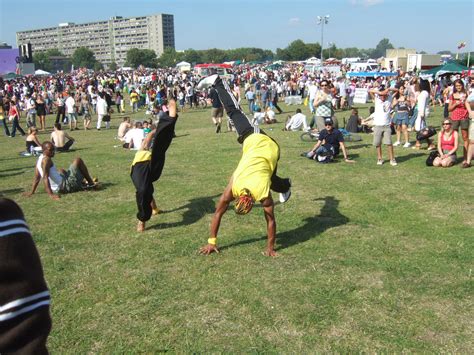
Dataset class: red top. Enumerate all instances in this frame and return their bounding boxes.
[8,105,19,118]
[440,131,455,152]
[450,93,468,120]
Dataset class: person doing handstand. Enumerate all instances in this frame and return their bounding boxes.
[197,75,291,257]
[130,99,178,232]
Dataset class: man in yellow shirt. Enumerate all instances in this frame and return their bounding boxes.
[197,75,291,257]
[129,89,139,112]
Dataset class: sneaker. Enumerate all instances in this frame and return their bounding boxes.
[403,142,411,148]
[279,179,292,203]
[390,159,398,166]
[393,141,401,147]
[377,159,384,165]
[197,74,219,91]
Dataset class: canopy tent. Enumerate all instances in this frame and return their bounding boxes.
[266,63,283,70]
[420,61,468,79]
[1,72,21,79]
[346,71,398,78]
[35,69,51,76]
[175,61,191,72]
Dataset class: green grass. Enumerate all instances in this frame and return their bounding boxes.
[0,100,473,352]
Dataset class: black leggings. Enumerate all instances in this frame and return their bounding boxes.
[131,114,177,222]
[212,77,290,194]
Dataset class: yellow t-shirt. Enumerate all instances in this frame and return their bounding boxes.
[232,134,279,202]
[130,92,139,103]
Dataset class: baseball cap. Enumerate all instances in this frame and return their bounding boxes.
[324,118,333,126]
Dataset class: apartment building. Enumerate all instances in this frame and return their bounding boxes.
[16,14,174,66]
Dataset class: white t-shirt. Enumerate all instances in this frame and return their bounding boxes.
[124,128,145,150]
[373,95,391,126]
[253,112,265,125]
[308,85,318,100]
[286,112,309,131]
[65,96,75,114]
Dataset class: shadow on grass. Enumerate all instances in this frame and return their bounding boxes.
[174,133,190,138]
[346,143,371,149]
[396,152,424,163]
[219,196,348,252]
[149,194,219,230]
[0,187,24,196]
[0,171,28,178]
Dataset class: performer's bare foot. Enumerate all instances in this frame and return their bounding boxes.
[137,220,145,232]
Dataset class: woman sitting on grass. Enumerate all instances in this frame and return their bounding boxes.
[25,127,42,155]
[433,120,459,168]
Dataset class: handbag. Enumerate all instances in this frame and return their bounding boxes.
[102,114,111,122]
[426,150,440,166]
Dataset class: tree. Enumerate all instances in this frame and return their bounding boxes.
[109,62,118,71]
[183,49,202,64]
[33,48,65,72]
[126,48,158,68]
[157,48,182,68]
[372,38,394,58]
[72,47,98,69]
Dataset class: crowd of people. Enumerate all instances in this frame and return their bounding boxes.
[1,60,474,353]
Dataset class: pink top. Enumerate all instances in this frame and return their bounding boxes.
[440,132,455,153]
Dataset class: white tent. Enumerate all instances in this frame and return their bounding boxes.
[176,61,191,72]
[34,69,51,76]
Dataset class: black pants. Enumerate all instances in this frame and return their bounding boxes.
[55,139,74,152]
[212,77,290,194]
[272,97,283,114]
[56,106,65,124]
[131,114,177,222]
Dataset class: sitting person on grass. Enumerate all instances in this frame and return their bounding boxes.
[117,117,131,141]
[25,127,43,155]
[24,142,97,200]
[51,123,75,152]
[345,108,362,133]
[123,121,144,150]
[304,118,354,163]
[433,119,459,167]
[285,108,309,131]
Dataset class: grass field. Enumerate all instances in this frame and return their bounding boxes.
[0,100,473,352]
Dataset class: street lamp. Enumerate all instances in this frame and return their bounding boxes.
[317,15,330,64]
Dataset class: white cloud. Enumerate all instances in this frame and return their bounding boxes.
[288,17,301,25]
[350,0,384,6]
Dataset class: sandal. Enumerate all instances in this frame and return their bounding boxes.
[461,162,471,168]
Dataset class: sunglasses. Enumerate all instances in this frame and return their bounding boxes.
[320,84,327,87]
[442,122,451,125]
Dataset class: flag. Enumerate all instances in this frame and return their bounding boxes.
[458,41,466,50]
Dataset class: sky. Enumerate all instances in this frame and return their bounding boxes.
[0,0,473,54]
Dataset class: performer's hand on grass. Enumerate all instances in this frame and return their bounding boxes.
[199,244,219,255]
[263,249,278,257]
[49,194,60,201]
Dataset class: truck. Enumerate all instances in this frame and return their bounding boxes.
[407,54,441,71]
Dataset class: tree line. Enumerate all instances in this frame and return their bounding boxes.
[33,39,467,71]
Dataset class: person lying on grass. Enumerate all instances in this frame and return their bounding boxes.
[24,141,98,200]
[196,74,291,257]
[130,98,178,232]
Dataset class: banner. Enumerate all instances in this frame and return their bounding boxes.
[353,88,368,104]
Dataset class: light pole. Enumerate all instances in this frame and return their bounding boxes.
[317,15,330,64]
